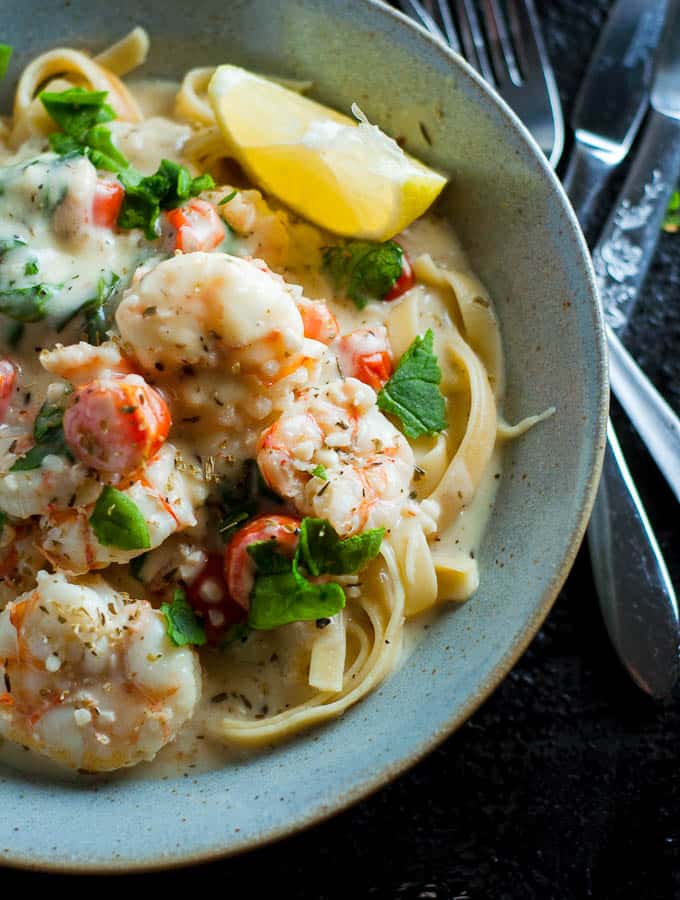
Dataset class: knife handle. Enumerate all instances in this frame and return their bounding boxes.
[562,139,616,235]
[607,325,680,503]
[588,421,679,700]
[592,110,680,332]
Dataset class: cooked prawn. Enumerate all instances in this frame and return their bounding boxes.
[40,340,134,385]
[39,443,207,575]
[0,521,43,611]
[257,377,414,536]
[115,251,324,383]
[0,571,201,772]
[0,360,17,424]
[335,326,393,390]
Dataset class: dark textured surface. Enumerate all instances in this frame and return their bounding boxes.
[3,0,680,894]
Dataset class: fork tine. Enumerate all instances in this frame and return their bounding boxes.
[434,0,462,53]
[395,0,448,44]
[481,0,522,87]
[454,0,497,85]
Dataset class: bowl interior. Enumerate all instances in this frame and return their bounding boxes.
[0,0,606,871]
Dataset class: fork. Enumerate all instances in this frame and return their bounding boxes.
[395,0,564,168]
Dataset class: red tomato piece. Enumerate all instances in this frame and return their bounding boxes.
[224,514,301,610]
[335,327,394,391]
[93,179,125,229]
[166,199,226,253]
[0,360,17,424]
[185,554,246,644]
[384,251,414,301]
[63,374,171,474]
[297,298,339,345]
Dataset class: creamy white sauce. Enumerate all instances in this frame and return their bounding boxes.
[0,77,503,780]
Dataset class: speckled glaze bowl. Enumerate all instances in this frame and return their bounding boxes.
[0,0,607,872]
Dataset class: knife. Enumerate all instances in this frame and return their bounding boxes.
[590,1,680,501]
[563,0,680,700]
[563,0,668,233]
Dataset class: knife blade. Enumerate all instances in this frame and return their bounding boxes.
[562,0,668,232]
[593,0,680,332]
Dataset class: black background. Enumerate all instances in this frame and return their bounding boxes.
[3,0,680,895]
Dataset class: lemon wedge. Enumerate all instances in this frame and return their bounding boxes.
[208,65,448,241]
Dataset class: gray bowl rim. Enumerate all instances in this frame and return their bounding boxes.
[0,0,608,873]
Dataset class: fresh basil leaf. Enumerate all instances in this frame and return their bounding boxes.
[311,464,328,481]
[323,240,404,308]
[10,429,72,471]
[246,539,294,575]
[117,160,215,240]
[24,259,39,276]
[40,87,115,139]
[48,132,84,157]
[83,124,130,174]
[0,283,57,322]
[161,588,207,647]
[89,485,151,550]
[218,189,238,206]
[33,395,69,441]
[218,459,282,543]
[297,518,384,577]
[57,271,120,339]
[248,560,345,631]
[377,328,447,439]
[0,44,12,81]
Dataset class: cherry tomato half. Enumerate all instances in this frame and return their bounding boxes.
[224,514,301,610]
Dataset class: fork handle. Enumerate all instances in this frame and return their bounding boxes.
[607,325,680,503]
[562,139,616,235]
[588,421,679,700]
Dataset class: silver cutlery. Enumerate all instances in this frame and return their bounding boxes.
[395,0,564,166]
[397,0,680,697]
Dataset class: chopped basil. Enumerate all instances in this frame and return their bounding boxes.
[11,392,73,471]
[311,464,328,481]
[0,282,58,322]
[323,240,404,308]
[219,509,251,542]
[0,45,12,81]
[24,259,39,276]
[40,87,115,136]
[161,588,207,647]
[297,518,384,576]
[118,160,215,240]
[89,486,151,550]
[377,329,447,439]
[663,189,680,233]
[247,516,384,630]
[57,271,120,342]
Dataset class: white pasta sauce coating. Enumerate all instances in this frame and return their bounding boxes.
[0,571,201,772]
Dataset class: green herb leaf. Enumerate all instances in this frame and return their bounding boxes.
[218,509,251,542]
[118,160,215,240]
[57,270,120,340]
[218,189,238,206]
[161,588,207,647]
[10,429,72,471]
[218,458,282,543]
[0,45,12,81]
[297,518,384,577]
[248,562,346,631]
[311,464,328,481]
[377,329,447,439]
[33,394,69,441]
[0,283,57,322]
[24,259,39,276]
[40,87,115,140]
[323,240,404,308]
[247,539,294,575]
[83,124,130,173]
[89,486,151,550]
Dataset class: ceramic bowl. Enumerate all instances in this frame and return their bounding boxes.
[0,0,606,871]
